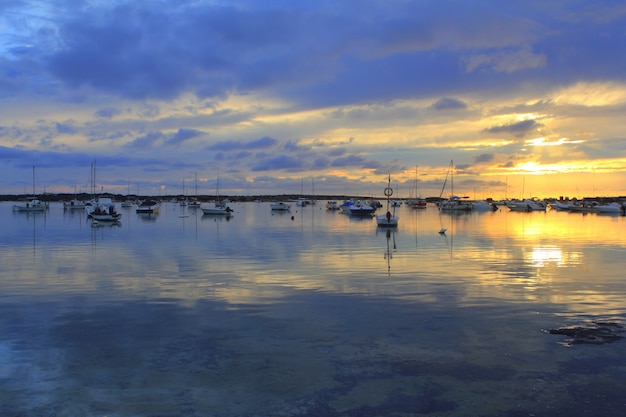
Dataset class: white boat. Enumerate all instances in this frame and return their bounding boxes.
[13,199,48,212]
[136,200,160,214]
[202,177,233,215]
[439,196,473,211]
[187,172,202,208]
[376,175,399,227]
[121,180,134,208]
[438,161,473,212]
[326,201,340,210]
[179,178,188,206]
[201,204,233,215]
[201,198,233,215]
[407,198,427,209]
[296,197,311,207]
[339,200,354,214]
[595,202,624,214]
[567,201,598,213]
[472,200,497,211]
[407,166,427,209]
[13,167,48,212]
[550,200,573,211]
[349,200,376,217]
[63,198,86,210]
[89,198,122,222]
[506,199,547,212]
[270,201,291,211]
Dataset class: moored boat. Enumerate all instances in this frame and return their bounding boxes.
[505,199,547,212]
[326,201,340,210]
[407,198,427,209]
[136,200,160,214]
[471,200,497,211]
[201,177,233,215]
[13,167,48,212]
[439,196,473,212]
[437,161,472,212]
[349,200,376,217]
[270,201,291,211]
[63,198,86,210]
[595,202,624,214]
[201,201,233,216]
[13,199,48,212]
[89,198,122,222]
[376,175,399,227]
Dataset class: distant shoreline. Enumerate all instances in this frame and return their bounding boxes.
[2,193,625,203]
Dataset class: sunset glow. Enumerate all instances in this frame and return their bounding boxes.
[1,1,625,198]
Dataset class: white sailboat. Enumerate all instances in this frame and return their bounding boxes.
[121,180,134,207]
[179,178,188,206]
[407,166,427,209]
[376,175,399,227]
[86,160,122,222]
[64,185,86,210]
[13,166,48,212]
[188,172,201,208]
[201,176,233,215]
[438,160,472,212]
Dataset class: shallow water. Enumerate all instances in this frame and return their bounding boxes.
[1,201,625,416]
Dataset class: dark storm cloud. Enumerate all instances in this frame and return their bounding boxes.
[484,119,541,138]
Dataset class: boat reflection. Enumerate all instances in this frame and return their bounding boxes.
[91,220,122,227]
[377,228,397,275]
[201,213,233,221]
[137,212,159,222]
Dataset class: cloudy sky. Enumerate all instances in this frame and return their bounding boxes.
[1,0,625,199]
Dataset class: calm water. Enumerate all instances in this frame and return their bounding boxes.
[1,200,625,416]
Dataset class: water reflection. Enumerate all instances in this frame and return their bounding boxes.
[1,201,625,415]
[377,228,397,275]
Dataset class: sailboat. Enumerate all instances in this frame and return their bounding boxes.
[179,178,188,206]
[85,160,122,222]
[64,185,86,210]
[188,172,201,208]
[201,176,233,216]
[13,166,48,212]
[376,175,399,227]
[121,180,134,207]
[438,160,472,212]
[407,165,427,209]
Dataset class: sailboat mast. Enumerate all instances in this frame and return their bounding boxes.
[439,160,453,199]
[451,159,454,197]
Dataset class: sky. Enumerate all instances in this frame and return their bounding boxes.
[1,0,626,200]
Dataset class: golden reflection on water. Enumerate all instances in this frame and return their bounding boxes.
[2,202,626,416]
[1,202,625,314]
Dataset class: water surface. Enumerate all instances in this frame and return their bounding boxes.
[1,201,625,416]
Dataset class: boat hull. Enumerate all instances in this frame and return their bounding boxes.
[376,214,399,227]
